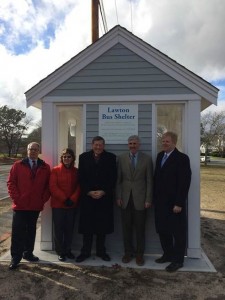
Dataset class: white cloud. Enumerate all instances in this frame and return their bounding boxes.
[0,0,225,123]
[0,0,90,122]
[137,0,225,81]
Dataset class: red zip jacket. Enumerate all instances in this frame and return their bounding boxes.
[50,163,80,208]
[7,158,51,211]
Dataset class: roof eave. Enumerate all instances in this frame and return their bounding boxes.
[25,25,218,108]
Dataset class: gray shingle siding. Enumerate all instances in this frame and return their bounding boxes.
[47,43,192,97]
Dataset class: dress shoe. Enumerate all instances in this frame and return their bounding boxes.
[75,253,90,263]
[136,255,144,266]
[155,255,172,264]
[122,254,132,264]
[66,252,75,259]
[97,253,111,261]
[23,253,39,262]
[58,255,66,262]
[165,262,183,272]
[9,260,19,270]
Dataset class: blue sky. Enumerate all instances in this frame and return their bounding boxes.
[0,0,225,122]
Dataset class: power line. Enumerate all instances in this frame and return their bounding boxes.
[130,0,133,32]
[99,0,108,33]
[99,0,133,33]
[114,0,119,24]
[99,14,104,36]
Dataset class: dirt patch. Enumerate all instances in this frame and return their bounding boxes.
[1,165,225,300]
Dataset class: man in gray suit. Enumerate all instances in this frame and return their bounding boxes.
[116,135,153,266]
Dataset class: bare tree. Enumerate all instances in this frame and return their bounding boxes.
[27,121,42,146]
[201,110,225,162]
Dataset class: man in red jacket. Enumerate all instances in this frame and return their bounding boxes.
[7,142,50,270]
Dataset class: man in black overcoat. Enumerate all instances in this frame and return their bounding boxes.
[154,131,191,272]
[76,136,117,263]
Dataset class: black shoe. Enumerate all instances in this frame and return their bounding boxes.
[58,255,66,262]
[66,252,75,259]
[23,253,39,262]
[155,255,172,264]
[166,262,183,272]
[76,253,90,263]
[9,260,19,270]
[97,253,111,261]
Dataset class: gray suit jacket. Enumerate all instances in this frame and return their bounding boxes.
[116,151,153,210]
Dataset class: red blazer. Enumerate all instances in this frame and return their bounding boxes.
[50,163,80,208]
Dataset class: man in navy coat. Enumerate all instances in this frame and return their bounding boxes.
[154,131,191,272]
[76,136,117,263]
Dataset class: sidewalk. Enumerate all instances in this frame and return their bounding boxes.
[0,226,216,272]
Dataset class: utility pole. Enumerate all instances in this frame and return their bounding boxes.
[92,0,99,43]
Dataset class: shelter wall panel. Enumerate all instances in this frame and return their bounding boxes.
[47,43,192,98]
[94,55,144,63]
[66,74,173,83]
[76,68,164,76]
[49,87,192,97]
[86,61,159,70]
[57,81,183,90]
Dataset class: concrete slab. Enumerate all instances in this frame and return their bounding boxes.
[0,227,216,273]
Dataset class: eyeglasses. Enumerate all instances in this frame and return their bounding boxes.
[62,156,72,159]
[28,148,39,151]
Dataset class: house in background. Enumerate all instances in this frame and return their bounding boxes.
[25,25,218,260]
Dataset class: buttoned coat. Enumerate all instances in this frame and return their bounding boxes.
[78,150,117,234]
[116,151,153,210]
[153,147,191,233]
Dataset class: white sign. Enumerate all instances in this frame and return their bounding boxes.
[99,105,138,144]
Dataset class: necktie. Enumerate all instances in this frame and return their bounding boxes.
[131,154,135,169]
[32,160,37,177]
[161,153,168,167]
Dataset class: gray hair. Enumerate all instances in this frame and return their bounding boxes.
[128,135,140,143]
[27,142,40,150]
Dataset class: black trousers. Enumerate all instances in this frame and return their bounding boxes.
[81,233,106,256]
[52,208,76,255]
[11,210,40,262]
[121,195,146,256]
[158,214,187,264]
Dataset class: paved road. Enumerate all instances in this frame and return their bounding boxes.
[0,165,12,243]
[201,159,225,166]
[0,164,11,200]
[209,160,225,165]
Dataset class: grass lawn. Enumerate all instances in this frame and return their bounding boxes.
[201,164,225,213]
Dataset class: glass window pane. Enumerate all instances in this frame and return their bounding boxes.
[156,104,184,152]
[58,106,83,166]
